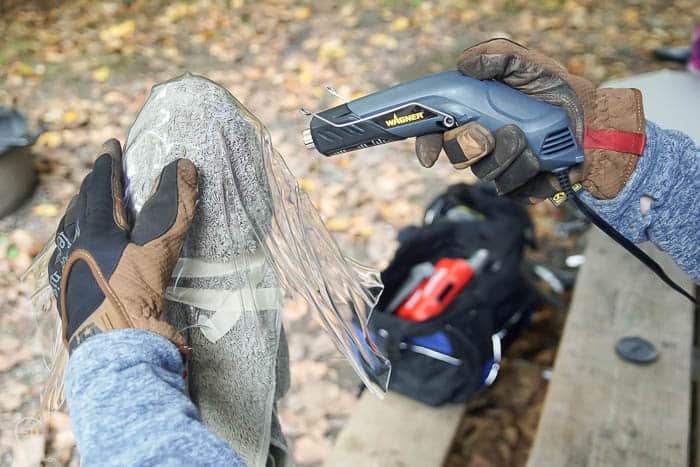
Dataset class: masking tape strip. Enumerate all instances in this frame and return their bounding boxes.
[172,253,268,279]
[165,286,283,342]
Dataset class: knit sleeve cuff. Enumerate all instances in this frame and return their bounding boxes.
[66,329,183,398]
[579,121,669,243]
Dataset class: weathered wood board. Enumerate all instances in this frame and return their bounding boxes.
[527,230,695,467]
[324,390,466,467]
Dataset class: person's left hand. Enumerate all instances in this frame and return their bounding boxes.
[48,139,198,355]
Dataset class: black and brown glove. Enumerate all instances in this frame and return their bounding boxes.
[48,139,198,355]
[415,39,646,203]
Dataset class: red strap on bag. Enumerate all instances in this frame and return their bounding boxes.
[583,128,646,155]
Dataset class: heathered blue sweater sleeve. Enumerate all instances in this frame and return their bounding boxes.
[581,121,700,282]
[65,329,246,467]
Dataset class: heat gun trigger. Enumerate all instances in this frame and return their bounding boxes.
[300,101,457,129]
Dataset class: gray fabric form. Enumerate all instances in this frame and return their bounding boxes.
[123,74,291,467]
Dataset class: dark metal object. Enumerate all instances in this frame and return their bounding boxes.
[653,46,691,64]
[0,108,42,218]
[615,336,658,365]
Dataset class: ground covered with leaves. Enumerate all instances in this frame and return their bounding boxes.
[0,0,695,465]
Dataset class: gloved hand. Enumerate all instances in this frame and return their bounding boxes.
[48,139,198,355]
[415,39,646,203]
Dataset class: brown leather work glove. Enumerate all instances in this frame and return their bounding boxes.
[48,139,198,355]
[415,39,646,203]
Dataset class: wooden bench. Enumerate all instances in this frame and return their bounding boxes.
[527,229,696,467]
[325,229,696,467]
[324,390,466,467]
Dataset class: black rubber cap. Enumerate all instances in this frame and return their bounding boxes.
[615,336,658,365]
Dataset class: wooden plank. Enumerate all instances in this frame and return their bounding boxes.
[324,391,466,467]
[694,326,700,466]
[695,382,700,467]
[527,230,695,467]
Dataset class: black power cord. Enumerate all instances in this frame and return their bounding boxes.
[554,170,697,305]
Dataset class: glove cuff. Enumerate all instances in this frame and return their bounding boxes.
[61,249,190,359]
[66,303,190,359]
[581,88,646,199]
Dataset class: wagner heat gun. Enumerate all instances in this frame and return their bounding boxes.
[301,70,696,304]
[302,71,582,173]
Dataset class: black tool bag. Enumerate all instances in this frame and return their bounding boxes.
[369,184,540,406]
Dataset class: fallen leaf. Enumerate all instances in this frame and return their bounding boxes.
[11,229,35,250]
[36,131,62,148]
[12,62,39,78]
[279,408,309,436]
[162,3,196,22]
[326,217,353,232]
[98,20,135,42]
[61,110,89,129]
[290,360,330,385]
[566,56,586,75]
[368,33,398,49]
[380,200,419,225]
[293,6,312,20]
[298,178,318,193]
[318,41,348,61]
[306,332,336,359]
[390,16,410,32]
[460,10,481,23]
[0,379,28,411]
[298,67,313,84]
[350,222,374,238]
[0,334,21,351]
[623,7,639,24]
[62,111,78,125]
[92,66,111,82]
[326,389,356,416]
[12,434,45,467]
[284,297,309,321]
[47,412,75,463]
[0,346,33,371]
[32,204,59,217]
[294,435,330,465]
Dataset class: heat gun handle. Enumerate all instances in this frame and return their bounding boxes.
[448,77,584,172]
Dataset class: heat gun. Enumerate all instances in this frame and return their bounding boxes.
[302,71,697,304]
[302,71,583,173]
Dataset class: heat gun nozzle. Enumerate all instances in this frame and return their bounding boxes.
[302,129,315,150]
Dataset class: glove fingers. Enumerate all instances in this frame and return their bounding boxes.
[457,38,566,80]
[491,147,543,195]
[443,122,495,168]
[131,159,198,256]
[415,133,443,168]
[102,139,129,230]
[457,39,593,140]
[471,124,527,182]
[507,173,560,204]
[80,139,128,234]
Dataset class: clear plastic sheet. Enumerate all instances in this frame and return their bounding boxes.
[26,74,390,414]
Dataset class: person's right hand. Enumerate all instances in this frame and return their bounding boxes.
[415,39,647,203]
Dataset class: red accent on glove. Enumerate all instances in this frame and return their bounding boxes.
[583,128,646,156]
